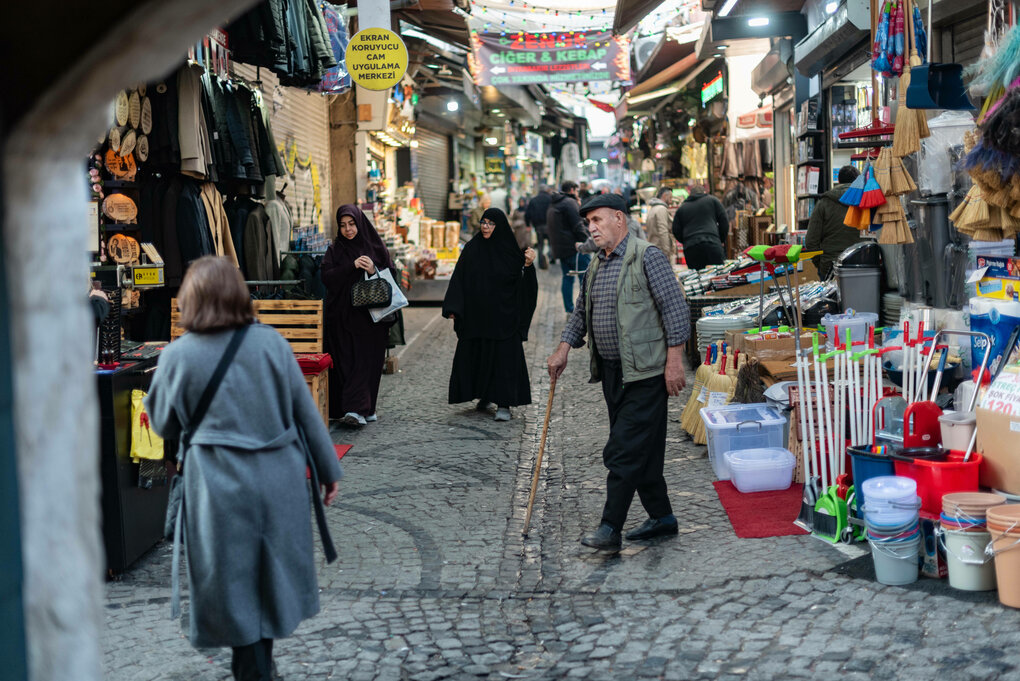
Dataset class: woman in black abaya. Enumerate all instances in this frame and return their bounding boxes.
[322,205,397,426]
[443,208,538,421]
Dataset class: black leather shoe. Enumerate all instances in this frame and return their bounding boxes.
[625,517,679,541]
[580,523,622,552]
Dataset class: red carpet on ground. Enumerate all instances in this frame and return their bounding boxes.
[712,481,809,538]
[306,445,352,479]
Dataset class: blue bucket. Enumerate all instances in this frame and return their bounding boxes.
[850,446,895,512]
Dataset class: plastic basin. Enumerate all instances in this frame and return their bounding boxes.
[892,451,982,517]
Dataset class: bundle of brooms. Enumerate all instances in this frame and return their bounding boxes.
[891,0,930,159]
[874,147,915,244]
[693,352,736,445]
[681,344,718,435]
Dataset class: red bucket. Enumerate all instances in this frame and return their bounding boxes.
[892,451,982,517]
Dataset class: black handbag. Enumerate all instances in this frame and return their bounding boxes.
[163,325,249,539]
[351,273,392,308]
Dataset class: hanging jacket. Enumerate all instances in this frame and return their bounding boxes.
[177,179,215,270]
[199,183,239,266]
[244,204,278,281]
[225,196,260,276]
[178,63,215,180]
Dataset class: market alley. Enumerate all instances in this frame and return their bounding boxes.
[102,269,1020,681]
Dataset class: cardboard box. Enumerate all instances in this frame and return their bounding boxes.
[742,333,814,362]
[975,366,1020,494]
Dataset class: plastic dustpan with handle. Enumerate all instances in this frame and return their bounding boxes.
[906,62,975,110]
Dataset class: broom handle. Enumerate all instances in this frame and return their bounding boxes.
[927,0,933,63]
[523,376,557,536]
[871,0,879,123]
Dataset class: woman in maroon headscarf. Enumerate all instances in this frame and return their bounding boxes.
[322,205,397,426]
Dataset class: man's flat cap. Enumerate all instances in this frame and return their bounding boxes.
[579,194,627,216]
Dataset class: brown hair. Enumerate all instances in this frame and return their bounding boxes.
[178,256,255,333]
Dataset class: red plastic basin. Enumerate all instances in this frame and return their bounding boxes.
[892,451,982,517]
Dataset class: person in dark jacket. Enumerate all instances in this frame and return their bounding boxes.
[671,187,729,270]
[525,187,553,269]
[548,181,596,313]
[805,165,862,280]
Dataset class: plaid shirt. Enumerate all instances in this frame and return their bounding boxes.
[561,236,690,360]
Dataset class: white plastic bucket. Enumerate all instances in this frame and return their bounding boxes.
[939,412,977,452]
[942,528,996,592]
[870,536,921,586]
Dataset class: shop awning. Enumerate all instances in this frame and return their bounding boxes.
[613,0,671,34]
[396,0,471,48]
[621,58,714,118]
[627,53,699,101]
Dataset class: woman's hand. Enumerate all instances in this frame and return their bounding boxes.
[524,248,537,267]
[322,481,340,506]
[354,256,376,274]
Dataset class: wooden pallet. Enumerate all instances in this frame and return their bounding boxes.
[171,299,323,354]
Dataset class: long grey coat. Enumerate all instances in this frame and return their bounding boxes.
[146,323,342,648]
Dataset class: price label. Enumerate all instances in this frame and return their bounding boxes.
[697,386,708,403]
[133,267,163,286]
[707,392,729,408]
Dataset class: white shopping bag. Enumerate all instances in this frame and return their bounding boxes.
[369,268,409,323]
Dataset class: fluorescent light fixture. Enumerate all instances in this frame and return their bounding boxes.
[825,1,838,13]
[713,53,722,57]
[600,159,608,163]
[485,136,499,145]
[451,5,470,18]
[718,45,728,50]
[447,100,459,112]
[717,0,738,17]
[491,109,501,113]
[627,85,681,105]
[747,17,769,27]
[410,140,419,148]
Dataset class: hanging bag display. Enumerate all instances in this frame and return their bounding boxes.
[350,270,392,308]
[368,268,410,323]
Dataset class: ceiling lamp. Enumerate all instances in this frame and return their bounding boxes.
[717,0,738,17]
[747,17,769,27]
[447,100,459,112]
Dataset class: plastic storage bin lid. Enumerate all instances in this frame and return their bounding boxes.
[700,403,785,429]
[860,475,917,501]
[724,447,795,470]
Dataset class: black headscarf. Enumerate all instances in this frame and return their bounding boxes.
[443,208,538,340]
[330,204,396,271]
[321,204,397,326]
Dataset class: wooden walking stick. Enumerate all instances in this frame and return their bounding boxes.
[523,376,557,536]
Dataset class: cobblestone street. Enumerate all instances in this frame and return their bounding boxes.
[104,270,1020,680]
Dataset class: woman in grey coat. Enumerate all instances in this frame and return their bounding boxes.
[146,256,342,680]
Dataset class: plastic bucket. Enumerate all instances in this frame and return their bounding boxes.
[942,528,996,591]
[870,535,921,585]
[849,447,895,513]
[942,492,1007,523]
[939,412,976,451]
[861,476,921,526]
[893,451,982,517]
[986,505,1020,607]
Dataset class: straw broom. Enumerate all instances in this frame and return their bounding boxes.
[682,345,714,434]
[695,353,735,445]
[892,0,928,157]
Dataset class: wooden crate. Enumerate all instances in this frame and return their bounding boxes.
[304,369,329,428]
[172,299,323,353]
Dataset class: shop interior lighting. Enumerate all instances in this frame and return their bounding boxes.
[747,17,769,27]
[825,1,838,13]
[447,100,460,112]
[717,45,728,49]
[717,0,738,17]
[410,140,419,148]
[485,136,499,145]
[452,5,471,18]
[713,53,721,57]
[627,85,681,105]
[491,109,501,113]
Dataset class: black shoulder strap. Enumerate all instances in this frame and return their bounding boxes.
[182,324,250,451]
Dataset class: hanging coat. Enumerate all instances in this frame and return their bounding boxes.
[145,324,342,648]
[244,204,278,281]
[198,182,239,266]
[178,63,215,180]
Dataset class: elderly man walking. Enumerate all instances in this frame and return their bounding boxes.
[547,194,691,552]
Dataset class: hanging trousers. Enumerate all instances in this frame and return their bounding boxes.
[231,639,274,681]
[599,358,672,530]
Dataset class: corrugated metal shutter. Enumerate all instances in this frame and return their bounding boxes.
[414,126,449,221]
[234,63,332,235]
[950,14,986,68]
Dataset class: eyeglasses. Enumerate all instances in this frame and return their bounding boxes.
[480,219,496,227]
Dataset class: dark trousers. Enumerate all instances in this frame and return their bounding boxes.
[559,253,591,313]
[684,241,726,270]
[534,224,549,268]
[232,639,274,681]
[599,358,672,530]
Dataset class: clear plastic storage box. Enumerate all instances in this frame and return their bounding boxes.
[723,447,796,493]
[699,403,787,480]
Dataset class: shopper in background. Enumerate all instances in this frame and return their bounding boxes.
[443,208,538,422]
[145,256,342,681]
[547,194,690,552]
[578,180,593,202]
[511,197,531,249]
[548,180,597,313]
[321,205,397,427]
[644,187,677,263]
[469,193,492,236]
[525,186,553,269]
[671,185,729,270]
[489,184,510,215]
[626,208,645,241]
[805,165,862,280]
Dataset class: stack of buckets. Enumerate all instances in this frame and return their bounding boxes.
[940,492,1005,592]
[862,476,922,585]
[987,505,1020,607]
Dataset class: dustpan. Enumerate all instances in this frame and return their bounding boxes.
[905,0,975,110]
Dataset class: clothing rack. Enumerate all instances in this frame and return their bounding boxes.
[245,279,303,286]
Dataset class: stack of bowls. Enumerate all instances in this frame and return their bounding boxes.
[940,492,1006,591]
[861,476,922,585]
[696,315,754,355]
[882,293,903,328]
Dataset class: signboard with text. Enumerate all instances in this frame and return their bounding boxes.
[469,31,631,87]
[345,28,408,91]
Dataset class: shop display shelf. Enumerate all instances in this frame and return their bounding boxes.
[100,222,139,230]
[796,129,825,138]
[102,180,138,189]
[796,159,826,166]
